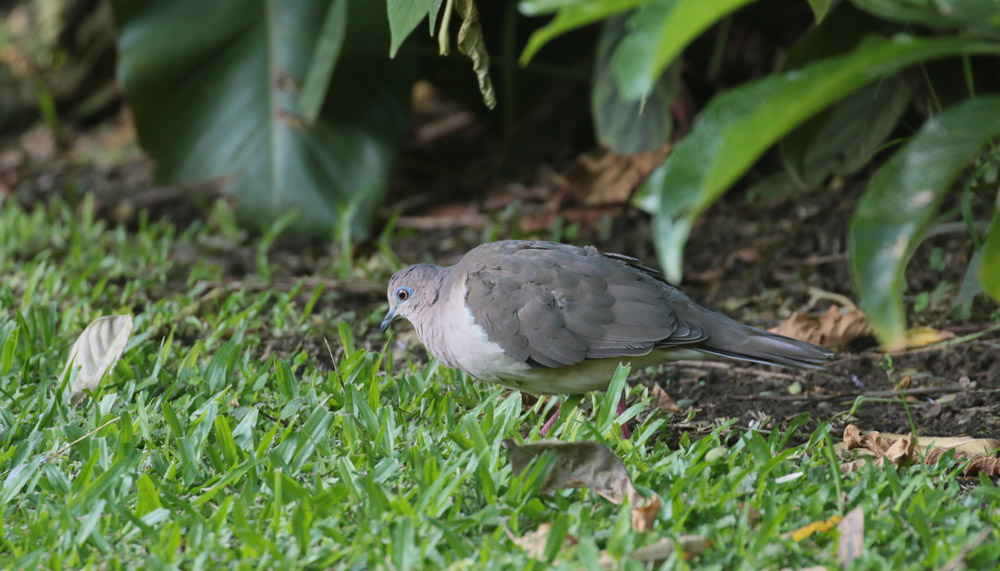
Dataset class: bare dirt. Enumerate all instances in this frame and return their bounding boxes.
[8,83,998,448]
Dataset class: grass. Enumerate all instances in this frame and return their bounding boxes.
[2,197,999,569]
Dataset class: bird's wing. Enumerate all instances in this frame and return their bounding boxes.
[461,241,706,368]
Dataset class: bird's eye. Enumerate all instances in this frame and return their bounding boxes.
[396,287,411,301]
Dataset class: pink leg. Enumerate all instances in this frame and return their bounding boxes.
[540,399,561,437]
[617,389,632,439]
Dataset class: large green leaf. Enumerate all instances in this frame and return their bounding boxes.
[780,77,912,190]
[851,0,1000,34]
[777,4,907,189]
[387,0,439,57]
[637,34,1000,283]
[519,0,645,64]
[300,0,349,125]
[982,212,1000,302]
[592,15,677,153]
[849,96,1000,349]
[749,76,912,202]
[807,0,835,23]
[611,0,759,100]
[115,0,412,238]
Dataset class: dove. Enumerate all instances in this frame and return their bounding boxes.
[381,240,832,397]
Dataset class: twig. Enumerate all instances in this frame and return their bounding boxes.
[827,323,1000,364]
[672,360,805,382]
[805,286,858,310]
[940,529,993,571]
[43,416,120,463]
[733,384,981,402]
[777,252,847,266]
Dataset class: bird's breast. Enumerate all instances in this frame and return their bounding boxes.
[418,283,532,382]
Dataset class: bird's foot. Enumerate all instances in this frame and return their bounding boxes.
[539,401,561,437]
[617,389,633,439]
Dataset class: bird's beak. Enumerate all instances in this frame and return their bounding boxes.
[380,308,397,334]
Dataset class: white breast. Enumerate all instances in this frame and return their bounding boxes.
[420,282,532,382]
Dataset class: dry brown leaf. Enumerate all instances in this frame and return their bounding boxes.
[502,439,640,504]
[769,305,873,348]
[506,523,578,561]
[839,458,868,475]
[837,507,865,568]
[630,535,713,563]
[959,456,1000,478]
[843,425,892,456]
[19,125,57,163]
[903,326,955,349]
[64,314,134,402]
[895,375,912,390]
[631,494,661,532]
[884,436,916,467]
[561,145,671,206]
[652,384,682,414]
[725,247,762,265]
[839,425,1000,477]
[878,434,1000,455]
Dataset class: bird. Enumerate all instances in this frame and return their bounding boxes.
[380,240,833,398]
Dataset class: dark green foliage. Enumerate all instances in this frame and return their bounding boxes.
[113,0,412,239]
[520,0,1000,347]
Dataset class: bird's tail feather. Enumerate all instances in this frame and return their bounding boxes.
[699,326,834,369]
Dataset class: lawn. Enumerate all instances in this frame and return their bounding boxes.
[2,197,999,570]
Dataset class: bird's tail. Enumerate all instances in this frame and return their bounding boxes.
[697,322,834,369]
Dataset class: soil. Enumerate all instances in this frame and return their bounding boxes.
[6,84,999,449]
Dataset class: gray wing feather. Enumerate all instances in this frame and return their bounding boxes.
[462,241,704,368]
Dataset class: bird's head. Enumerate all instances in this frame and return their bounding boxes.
[381,264,442,333]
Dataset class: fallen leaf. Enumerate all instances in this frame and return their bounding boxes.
[837,507,865,568]
[560,145,671,206]
[884,436,916,467]
[502,439,640,504]
[839,425,1000,477]
[631,494,661,532]
[506,523,577,561]
[63,314,134,402]
[895,375,912,390]
[769,305,873,348]
[857,432,1000,456]
[652,384,682,414]
[842,425,891,456]
[902,326,955,348]
[786,515,842,542]
[839,459,868,475]
[725,247,761,266]
[630,535,713,563]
